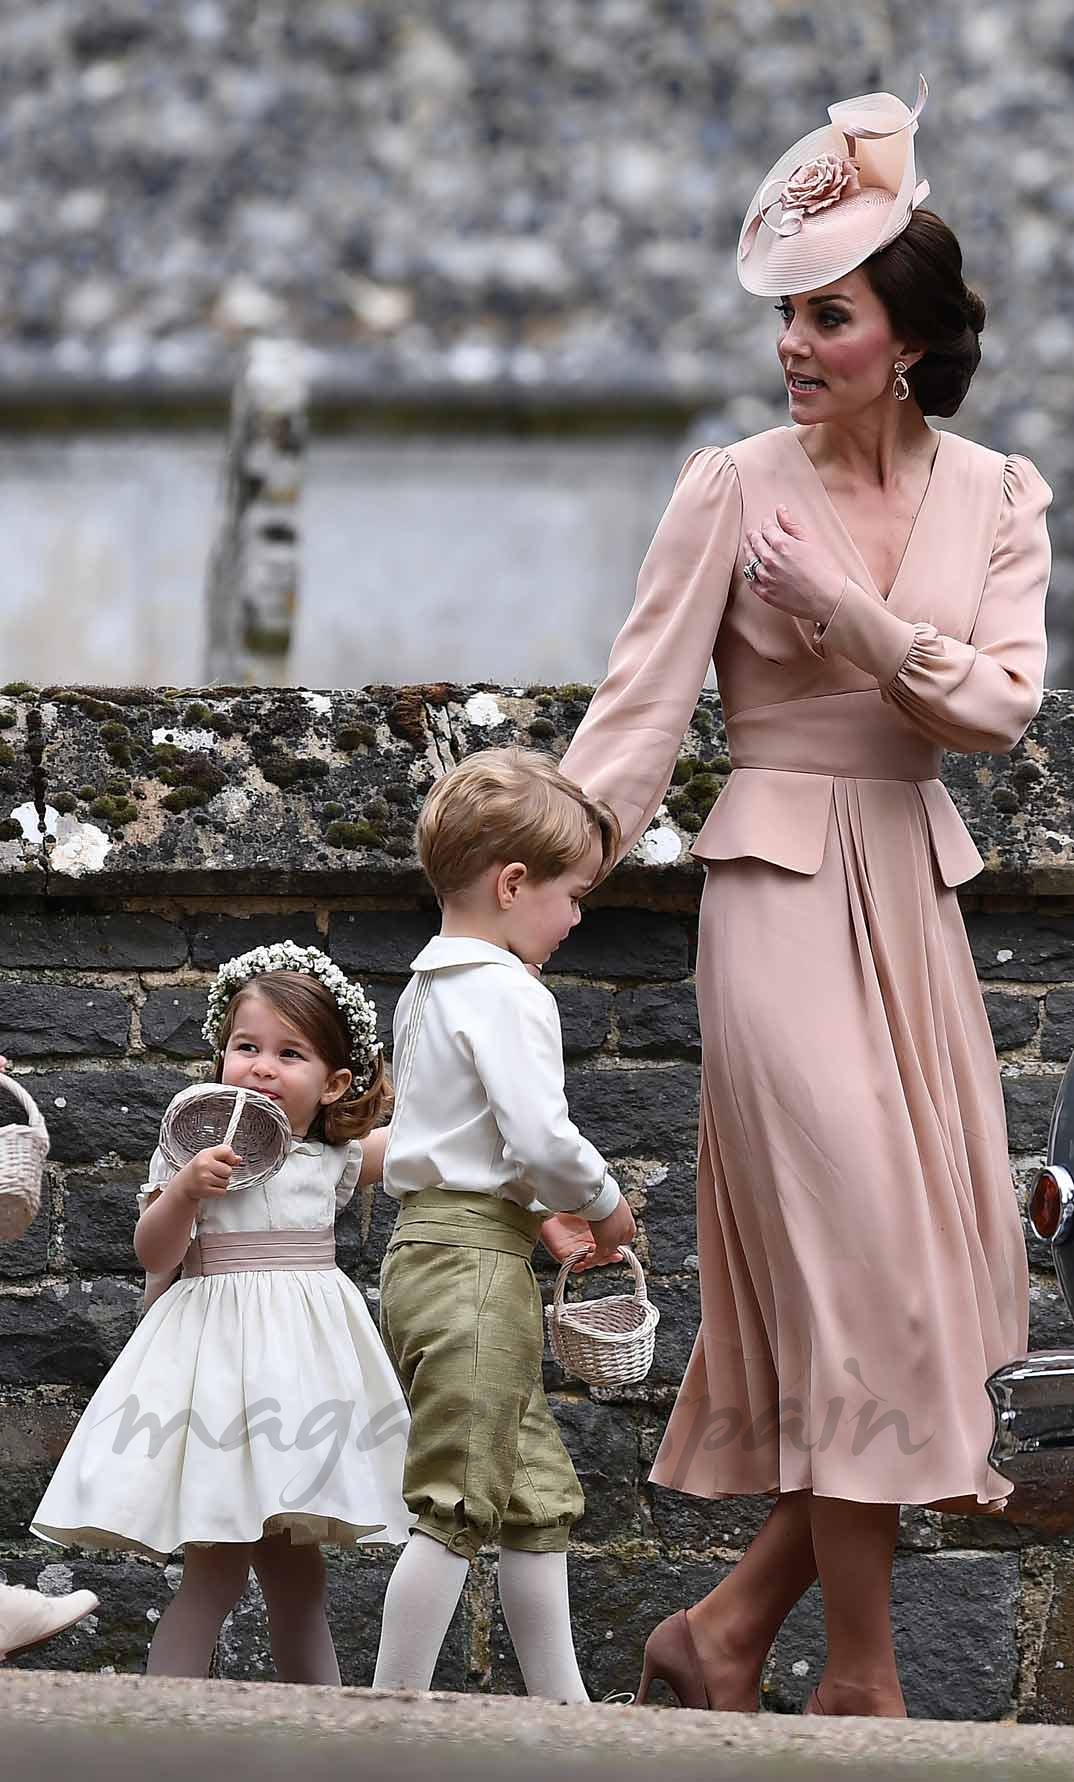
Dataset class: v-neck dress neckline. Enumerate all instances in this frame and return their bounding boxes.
[786,426,946,605]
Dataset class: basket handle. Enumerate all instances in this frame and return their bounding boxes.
[221,1087,247,1152]
[0,1072,48,1139]
[551,1243,648,1314]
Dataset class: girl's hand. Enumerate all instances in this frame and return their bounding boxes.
[171,1144,241,1204]
[540,1211,608,1273]
[744,508,844,626]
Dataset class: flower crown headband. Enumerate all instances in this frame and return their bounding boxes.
[202,941,382,1093]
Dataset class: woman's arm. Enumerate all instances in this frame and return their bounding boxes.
[561,447,741,859]
[813,457,1052,754]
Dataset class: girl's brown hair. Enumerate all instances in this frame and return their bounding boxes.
[214,971,392,1143]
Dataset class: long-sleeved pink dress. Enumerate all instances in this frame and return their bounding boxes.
[562,425,1051,1510]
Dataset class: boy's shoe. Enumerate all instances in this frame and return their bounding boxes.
[0,1583,99,1659]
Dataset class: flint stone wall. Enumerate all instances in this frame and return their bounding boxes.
[3,2,1074,679]
[2,679,1074,1718]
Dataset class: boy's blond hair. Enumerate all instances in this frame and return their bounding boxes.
[417,747,620,899]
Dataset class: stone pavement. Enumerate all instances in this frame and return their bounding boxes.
[4,1673,1074,1782]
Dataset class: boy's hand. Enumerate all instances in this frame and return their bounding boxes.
[172,1144,241,1204]
[540,1211,606,1273]
[589,1194,637,1265]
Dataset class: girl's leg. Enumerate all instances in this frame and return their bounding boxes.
[251,1532,340,1686]
[679,1489,818,1709]
[497,1548,587,1703]
[808,1496,905,1716]
[372,1532,470,1691]
[146,1543,253,1678]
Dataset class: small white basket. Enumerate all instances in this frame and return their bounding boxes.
[158,1084,291,1190]
[0,1074,50,1242]
[545,1246,659,1388]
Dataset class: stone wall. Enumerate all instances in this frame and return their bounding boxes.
[2,680,1074,1718]
[3,3,1074,678]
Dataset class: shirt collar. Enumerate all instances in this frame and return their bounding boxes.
[410,936,528,974]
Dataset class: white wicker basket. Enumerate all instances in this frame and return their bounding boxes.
[0,1074,50,1242]
[158,1084,291,1190]
[545,1246,659,1388]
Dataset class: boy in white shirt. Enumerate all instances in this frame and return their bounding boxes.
[373,747,637,1701]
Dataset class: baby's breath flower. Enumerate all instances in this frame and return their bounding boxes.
[202,943,381,1091]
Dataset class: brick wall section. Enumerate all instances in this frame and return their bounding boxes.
[2,685,1074,1718]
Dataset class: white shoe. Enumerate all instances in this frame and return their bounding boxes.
[0,1583,99,1659]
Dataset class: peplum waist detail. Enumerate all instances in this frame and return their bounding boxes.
[691,692,983,887]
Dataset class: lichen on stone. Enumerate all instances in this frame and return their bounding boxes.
[325,820,381,849]
[89,794,138,826]
[260,750,330,790]
[335,724,377,751]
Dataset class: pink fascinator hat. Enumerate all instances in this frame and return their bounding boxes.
[737,76,931,296]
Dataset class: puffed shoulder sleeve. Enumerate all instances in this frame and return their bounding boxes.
[561,447,741,860]
[335,1140,364,1211]
[817,454,1051,755]
[136,1145,175,1216]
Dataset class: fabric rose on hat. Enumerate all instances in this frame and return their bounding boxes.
[780,155,861,219]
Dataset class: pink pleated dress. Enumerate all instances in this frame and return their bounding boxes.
[563,426,1051,1511]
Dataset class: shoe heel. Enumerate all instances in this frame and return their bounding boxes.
[636,1652,657,1706]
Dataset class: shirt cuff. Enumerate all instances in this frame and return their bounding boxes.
[573,1171,623,1224]
[814,577,919,686]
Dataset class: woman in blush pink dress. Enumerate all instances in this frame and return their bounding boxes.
[562,79,1050,1718]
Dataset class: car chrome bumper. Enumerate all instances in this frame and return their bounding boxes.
[987,1350,1074,1483]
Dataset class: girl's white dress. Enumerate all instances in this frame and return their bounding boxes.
[32,1139,412,1561]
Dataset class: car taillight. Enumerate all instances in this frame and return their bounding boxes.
[1031,1172,1063,1239]
[1030,1166,1074,1243]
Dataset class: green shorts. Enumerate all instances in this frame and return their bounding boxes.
[379,1189,584,1561]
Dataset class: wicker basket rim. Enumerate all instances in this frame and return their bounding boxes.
[548,1304,660,1344]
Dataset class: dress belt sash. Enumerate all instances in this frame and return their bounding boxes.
[182,1228,337,1276]
[726,690,941,782]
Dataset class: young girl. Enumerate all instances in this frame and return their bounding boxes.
[31,944,411,1682]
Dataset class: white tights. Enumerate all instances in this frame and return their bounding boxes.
[373,1532,588,1701]
[146,1532,340,1683]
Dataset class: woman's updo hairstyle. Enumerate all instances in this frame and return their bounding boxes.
[864,209,986,417]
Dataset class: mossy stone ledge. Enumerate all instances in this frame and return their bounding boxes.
[0,685,1070,897]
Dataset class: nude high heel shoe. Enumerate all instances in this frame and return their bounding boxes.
[636,1609,710,1709]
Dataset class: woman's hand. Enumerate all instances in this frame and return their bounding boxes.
[743,507,845,626]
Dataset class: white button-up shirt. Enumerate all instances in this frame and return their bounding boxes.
[382,935,622,1222]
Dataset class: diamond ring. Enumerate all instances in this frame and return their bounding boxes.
[743,558,761,582]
